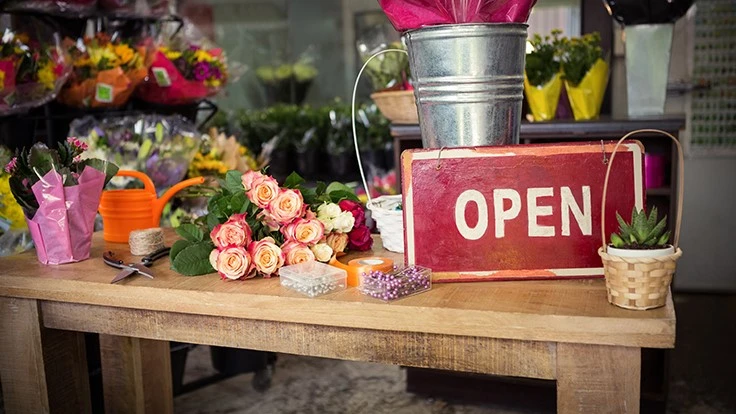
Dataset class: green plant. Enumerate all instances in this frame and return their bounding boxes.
[559,32,603,87]
[525,30,563,87]
[610,207,670,249]
[363,41,410,92]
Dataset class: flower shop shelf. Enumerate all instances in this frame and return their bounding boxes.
[0,232,675,414]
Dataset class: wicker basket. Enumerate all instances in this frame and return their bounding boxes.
[367,195,404,253]
[598,129,685,310]
[370,90,419,124]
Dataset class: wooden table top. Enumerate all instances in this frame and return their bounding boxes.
[0,233,675,348]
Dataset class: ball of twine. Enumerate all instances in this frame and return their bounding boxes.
[129,228,165,256]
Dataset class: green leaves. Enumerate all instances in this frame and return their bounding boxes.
[176,223,205,243]
[283,171,305,189]
[170,240,216,276]
[610,206,670,250]
[223,170,244,193]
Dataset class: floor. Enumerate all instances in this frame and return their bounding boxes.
[0,293,733,413]
[173,293,736,414]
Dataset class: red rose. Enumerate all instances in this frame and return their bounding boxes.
[339,199,366,228]
[348,225,373,251]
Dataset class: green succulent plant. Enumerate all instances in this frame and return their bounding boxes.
[610,207,670,249]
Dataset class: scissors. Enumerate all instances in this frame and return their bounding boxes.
[103,247,171,284]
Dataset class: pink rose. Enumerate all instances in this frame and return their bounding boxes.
[267,189,305,224]
[304,209,317,220]
[214,246,253,280]
[281,218,324,246]
[348,225,373,251]
[227,213,248,226]
[282,241,316,265]
[339,199,366,227]
[257,210,281,232]
[248,237,284,277]
[241,170,265,191]
[325,232,349,254]
[210,221,252,248]
[247,175,280,208]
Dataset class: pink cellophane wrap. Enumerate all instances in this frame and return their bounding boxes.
[25,167,106,265]
[378,0,537,31]
[137,49,223,105]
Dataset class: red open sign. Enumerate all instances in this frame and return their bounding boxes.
[401,141,645,282]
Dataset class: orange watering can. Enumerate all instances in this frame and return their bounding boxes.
[99,170,205,243]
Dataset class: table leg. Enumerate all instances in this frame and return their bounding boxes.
[557,343,641,414]
[99,335,173,414]
[0,297,91,414]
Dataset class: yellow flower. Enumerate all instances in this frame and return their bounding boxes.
[89,46,119,69]
[206,79,221,88]
[0,175,27,230]
[0,71,5,91]
[37,62,55,90]
[193,49,214,63]
[114,44,136,65]
[160,46,182,61]
[15,34,29,44]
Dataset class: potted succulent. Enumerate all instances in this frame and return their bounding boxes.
[559,32,609,120]
[524,30,564,121]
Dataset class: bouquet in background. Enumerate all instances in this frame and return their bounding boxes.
[0,22,71,115]
[170,170,371,279]
[3,0,96,15]
[378,0,538,31]
[59,32,151,108]
[138,21,231,105]
[188,128,262,178]
[70,114,201,190]
[255,47,318,106]
[4,138,118,264]
[98,0,170,17]
[0,146,33,256]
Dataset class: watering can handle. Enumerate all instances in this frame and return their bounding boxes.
[152,176,206,224]
[115,170,157,194]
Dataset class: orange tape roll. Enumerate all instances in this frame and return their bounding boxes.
[329,256,394,287]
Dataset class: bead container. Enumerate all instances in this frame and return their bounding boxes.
[280,261,347,298]
[359,265,432,301]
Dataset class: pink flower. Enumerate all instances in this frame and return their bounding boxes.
[339,199,366,228]
[212,246,253,280]
[282,241,316,265]
[257,210,281,232]
[247,237,284,277]
[66,137,88,151]
[241,170,265,191]
[348,225,373,251]
[227,213,248,227]
[4,157,17,174]
[281,218,325,246]
[325,232,349,254]
[266,188,305,225]
[247,175,280,208]
[210,221,252,248]
[304,209,317,220]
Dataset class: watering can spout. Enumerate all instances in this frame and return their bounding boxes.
[152,176,206,224]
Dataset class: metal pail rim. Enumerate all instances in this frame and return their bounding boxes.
[403,22,528,37]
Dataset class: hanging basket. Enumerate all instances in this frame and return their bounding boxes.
[598,129,684,310]
[367,195,404,253]
[370,90,419,124]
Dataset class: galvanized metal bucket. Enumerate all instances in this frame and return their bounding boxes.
[403,23,527,148]
[625,24,674,117]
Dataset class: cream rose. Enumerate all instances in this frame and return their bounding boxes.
[282,218,324,245]
[215,247,253,280]
[317,203,341,219]
[247,175,280,208]
[209,248,220,269]
[332,211,355,233]
[325,232,349,254]
[241,170,264,191]
[310,243,333,262]
[282,241,315,265]
[210,221,252,248]
[247,237,284,277]
[267,189,305,224]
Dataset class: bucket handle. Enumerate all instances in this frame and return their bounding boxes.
[351,48,409,207]
[600,129,684,250]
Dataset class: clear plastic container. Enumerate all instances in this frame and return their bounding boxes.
[280,261,348,298]
[359,265,432,301]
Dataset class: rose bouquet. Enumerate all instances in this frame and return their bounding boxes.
[137,21,229,105]
[170,170,372,279]
[0,23,71,115]
[4,138,118,264]
[59,32,151,108]
[69,114,201,190]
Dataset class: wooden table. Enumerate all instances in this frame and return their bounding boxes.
[0,234,675,414]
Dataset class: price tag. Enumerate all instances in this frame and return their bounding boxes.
[152,67,172,87]
[95,83,114,103]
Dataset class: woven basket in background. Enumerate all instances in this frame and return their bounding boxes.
[370,90,418,124]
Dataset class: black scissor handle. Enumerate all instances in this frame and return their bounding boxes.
[103,251,125,269]
[141,247,171,267]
